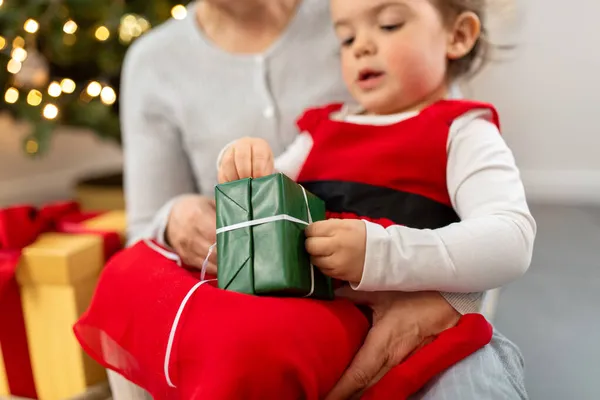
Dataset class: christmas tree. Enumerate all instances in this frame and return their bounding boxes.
[0,0,189,156]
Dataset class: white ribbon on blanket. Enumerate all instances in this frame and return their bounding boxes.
[145,186,315,388]
[143,239,198,388]
[163,278,216,388]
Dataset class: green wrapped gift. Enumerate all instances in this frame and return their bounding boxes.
[215,173,334,300]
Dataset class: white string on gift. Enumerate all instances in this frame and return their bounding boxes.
[200,243,217,281]
[300,186,315,297]
[215,214,309,235]
[148,185,315,388]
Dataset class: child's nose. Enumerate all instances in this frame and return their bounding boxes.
[353,35,376,58]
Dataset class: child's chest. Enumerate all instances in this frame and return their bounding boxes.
[296,119,459,230]
[297,119,450,193]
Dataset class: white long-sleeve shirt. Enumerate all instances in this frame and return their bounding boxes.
[249,104,536,313]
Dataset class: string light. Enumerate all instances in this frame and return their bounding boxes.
[25,139,39,155]
[95,26,110,41]
[122,14,137,25]
[63,20,78,34]
[0,36,6,50]
[119,15,135,43]
[138,18,151,32]
[86,81,102,97]
[119,14,150,43]
[100,86,117,105]
[13,36,25,48]
[11,47,27,62]
[43,104,59,120]
[4,88,19,104]
[60,78,76,94]
[7,59,22,74]
[27,90,43,106]
[48,82,62,97]
[171,5,187,20]
[119,31,132,43]
[24,19,40,34]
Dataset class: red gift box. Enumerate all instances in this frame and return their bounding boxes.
[0,201,125,399]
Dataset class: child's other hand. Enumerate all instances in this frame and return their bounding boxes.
[305,219,366,285]
[218,137,274,183]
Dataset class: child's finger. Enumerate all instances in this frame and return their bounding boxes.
[252,145,273,178]
[219,150,239,183]
[261,156,275,177]
[305,220,339,237]
[310,254,338,271]
[217,168,226,184]
[305,237,335,257]
[234,144,252,179]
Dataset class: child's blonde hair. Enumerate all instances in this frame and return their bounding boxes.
[432,0,489,79]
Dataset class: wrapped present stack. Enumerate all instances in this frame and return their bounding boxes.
[0,202,126,400]
[216,173,334,300]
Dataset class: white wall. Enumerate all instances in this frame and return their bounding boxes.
[465,0,600,204]
[0,113,123,206]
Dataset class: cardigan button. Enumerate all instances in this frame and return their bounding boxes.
[263,107,275,119]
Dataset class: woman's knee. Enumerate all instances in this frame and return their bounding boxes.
[413,332,528,400]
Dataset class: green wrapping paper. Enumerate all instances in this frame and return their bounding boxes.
[215,173,334,300]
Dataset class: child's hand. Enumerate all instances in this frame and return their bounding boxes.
[218,137,274,183]
[305,219,366,285]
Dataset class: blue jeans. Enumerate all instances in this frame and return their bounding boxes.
[412,330,528,400]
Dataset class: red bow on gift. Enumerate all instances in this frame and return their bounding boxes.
[0,201,122,399]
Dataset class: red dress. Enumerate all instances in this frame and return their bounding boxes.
[74,100,498,399]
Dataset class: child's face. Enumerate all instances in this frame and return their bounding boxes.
[331,0,451,115]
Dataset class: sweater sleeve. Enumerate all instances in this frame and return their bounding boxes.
[353,111,536,310]
[121,41,197,246]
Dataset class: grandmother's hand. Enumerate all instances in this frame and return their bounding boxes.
[166,194,218,273]
[325,289,460,400]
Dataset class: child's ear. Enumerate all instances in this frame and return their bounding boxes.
[446,11,481,60]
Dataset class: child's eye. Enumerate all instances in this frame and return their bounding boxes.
[380,23,403,32]
[341,37,355,47]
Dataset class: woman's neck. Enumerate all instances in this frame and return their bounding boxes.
[196,0,301,54]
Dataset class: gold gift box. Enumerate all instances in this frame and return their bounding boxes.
[75,173,125,212]
[0,211,126,400]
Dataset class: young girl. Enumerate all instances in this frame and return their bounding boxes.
[74,0,535,398]
[219,0,534,315]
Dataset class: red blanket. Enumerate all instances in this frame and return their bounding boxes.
[74,240,492,399]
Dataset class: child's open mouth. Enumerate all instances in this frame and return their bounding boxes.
[357,69,385,90]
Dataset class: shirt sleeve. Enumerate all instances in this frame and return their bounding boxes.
[273,132,313,180]
[216,133,314,181]
[121,42,197,247]
[353,110,537,294]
